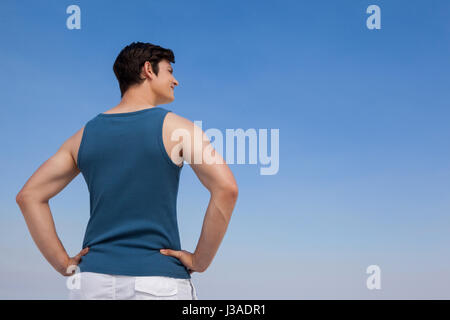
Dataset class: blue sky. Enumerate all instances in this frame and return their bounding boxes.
[1,0,449,299]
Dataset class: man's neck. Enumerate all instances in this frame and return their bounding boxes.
[114,87,160,112]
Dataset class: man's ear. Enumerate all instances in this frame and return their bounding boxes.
[146,61,154,75]
[141,61,154,80]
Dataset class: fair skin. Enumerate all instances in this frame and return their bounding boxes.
[16,58,238,277]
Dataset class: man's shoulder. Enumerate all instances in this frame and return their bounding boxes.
[164,110,195,132]
[56,125,85,168]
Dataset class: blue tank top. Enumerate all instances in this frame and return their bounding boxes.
[76,106,190,278]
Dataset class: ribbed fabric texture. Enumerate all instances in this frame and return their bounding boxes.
[76,106,190,278]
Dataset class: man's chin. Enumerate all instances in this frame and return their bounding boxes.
[161,97,175,105]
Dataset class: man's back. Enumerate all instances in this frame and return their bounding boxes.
[73,106,190,278]
[71,108,184,171]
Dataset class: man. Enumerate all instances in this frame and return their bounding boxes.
[15,41,238,300]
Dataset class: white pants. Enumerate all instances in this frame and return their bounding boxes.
[67,272,198,300]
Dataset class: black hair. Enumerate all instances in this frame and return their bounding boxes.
[113,42,175,97]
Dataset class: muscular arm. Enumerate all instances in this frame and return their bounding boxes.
[15,130,82,276]
[165,113,239,272]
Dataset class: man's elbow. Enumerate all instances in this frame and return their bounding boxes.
[210,182,239,202]
[16,192,26,204]
[221,183,238,201]
[15,191,39,205]
[228,184,239,200]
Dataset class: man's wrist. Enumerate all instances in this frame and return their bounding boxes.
[56,254,70,275]
[192,251,207,273]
